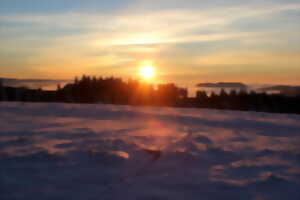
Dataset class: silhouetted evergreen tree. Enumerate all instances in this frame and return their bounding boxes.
[196,91,208,100]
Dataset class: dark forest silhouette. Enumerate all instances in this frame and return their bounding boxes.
[0,76,299,114]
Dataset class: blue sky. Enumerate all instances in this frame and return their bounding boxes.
[0,0,300,85]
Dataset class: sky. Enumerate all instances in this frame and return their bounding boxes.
[1,0,300,86]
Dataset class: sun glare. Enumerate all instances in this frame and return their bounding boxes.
[139,66,155,80]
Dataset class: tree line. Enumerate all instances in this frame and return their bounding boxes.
[56,75,188,106]
[191,89,300,114]
[0,76,299,114]
[0,76,188,106]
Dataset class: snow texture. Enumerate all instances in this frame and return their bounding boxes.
[1,102,300,200]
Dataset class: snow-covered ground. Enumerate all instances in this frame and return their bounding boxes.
[1,102,300,200]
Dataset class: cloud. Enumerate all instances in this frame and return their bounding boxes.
[1,2,300,46]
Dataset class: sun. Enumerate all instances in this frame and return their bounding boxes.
[139,66,155,80]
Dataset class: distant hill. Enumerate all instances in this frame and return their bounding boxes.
[258,85,300,97]
[197,82,248,89]
[0,77,69,90]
